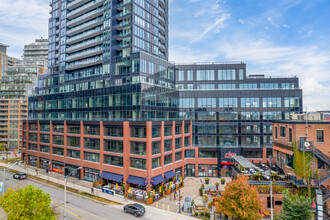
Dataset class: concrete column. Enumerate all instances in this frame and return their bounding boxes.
[146,121,152,192]
[123,121,130,185]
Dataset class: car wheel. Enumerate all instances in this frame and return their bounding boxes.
[124,208,127,213]
[134,212,138,217]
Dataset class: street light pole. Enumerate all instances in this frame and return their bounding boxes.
[64,167,81,220]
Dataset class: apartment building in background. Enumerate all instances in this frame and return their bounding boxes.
[0,43,18,79]
[0,39,48,150]
[23,0,302,184]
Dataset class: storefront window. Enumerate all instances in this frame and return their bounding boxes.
[39,158,50,169]
[184,164,195,177]
[198,165,217,177]
[84,167,100,182]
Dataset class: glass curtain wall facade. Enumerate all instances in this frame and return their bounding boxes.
[29,0,174,121]
[175,63,303,166]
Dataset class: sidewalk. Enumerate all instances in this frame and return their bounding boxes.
[0,162,195,220]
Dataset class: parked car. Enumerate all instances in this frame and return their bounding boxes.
[13,172,27,180]
[123,203,145,217]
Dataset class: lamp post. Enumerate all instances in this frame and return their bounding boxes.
[64,167,81,220]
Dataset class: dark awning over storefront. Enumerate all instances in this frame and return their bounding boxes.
[164,170,175,179]
[151,175,165,185]
[100,172,123,182]
[127,176,147,186]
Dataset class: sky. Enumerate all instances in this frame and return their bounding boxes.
[0,0,330,111]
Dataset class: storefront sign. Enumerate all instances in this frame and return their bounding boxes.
[52,167,64,174]
[225,152,236,158]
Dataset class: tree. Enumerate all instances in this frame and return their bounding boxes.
[0,143,5,152]
[216,175,261,220]
[292,141,312,179]
[276,189,312,220]
[0,185,57,220]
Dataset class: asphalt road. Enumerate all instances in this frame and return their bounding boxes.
[1,171,152,220]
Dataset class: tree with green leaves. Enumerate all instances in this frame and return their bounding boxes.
[0,143,5,152]
[276,189,313,220]
[216,175,261,220]
[0,185,57,220]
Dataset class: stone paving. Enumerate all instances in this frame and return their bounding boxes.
[151,177,232,213]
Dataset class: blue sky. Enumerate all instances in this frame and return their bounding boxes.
[0,0,329,110]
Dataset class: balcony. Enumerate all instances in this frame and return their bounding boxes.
[67,0,103,19]
[115,32,131,41]
[67,27,103,44]
[116,0,132,11]
[67,0,89,10]
[158,33,165,43]
[159,6,165,17]
[114,11,131,21]
[66,47,103,62]
[66,37,103,53]
[67,18,103,36]
[66,56,103,71]
[159,0,165,9]
[159,24,166,35]
[114,20,131,31]
[67,7,103,27]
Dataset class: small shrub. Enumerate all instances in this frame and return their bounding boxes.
[200,212,204,216]
[194,212,198,217]
[201,184,205,189]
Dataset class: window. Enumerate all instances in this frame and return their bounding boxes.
[152,127,160,137]
[187,70,193,81]
[284,97,300,107]
[29,123,38,131]
[130,142,146,155]
[184,136,190,147]
[29,144,38,151]
[84,125,100,135]
[131,127,146,138]
[67,136,80,148]
[152,157,161,169]
[198,98,216,108]
[241,112,260,120]
[175,126,181,135]
[104,140,123,153]
[241,98,259,108]
[84,152,100,162]
[185,150,195,158]
[40,145,50,153]
[260,83,278,89]
[275,127,278,139]
[53,124,64,133]
[239,69,244,80]
[218,84,235,90]
[179,98,194,108]
[239,83,257,89]
[29,133,37,142]
[198,112,217,120]
[164,154,172,165]
[267,197,274,209]
[196,84,215,89]
[262,97,281,108]
[175,152,182,161]
[218,69,235,80]
[177,70,184,81]
[198,125,217,134]
[263,112,282,120]
[219,98,237,108]
[197,70,214,81]
[164,126,172,136]
[40,134,50,143]
[280,127,286,137]
[53,135,64,145]
[67,149,80,159]
[67,125,80,134]
[53,147,64,156]
[164,139,172,152]
[175,138,182,149]
[130,158,146,169]
[41,124,50,132]
[317,130,324,142]
[198,150,216,158]
[84,168,100,182]
[84,138,100,150]
[104,126,123,137]
[104,155,123,167]
[152,142,161,155]
[281,83,294,89]
[289,128,292,142]
[198,136,217,147]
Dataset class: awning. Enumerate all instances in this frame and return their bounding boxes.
[151,175,165,185]
[127,176,147,186]
[164,170,176,179]
[232,156,256,169]
[100,172,123,182]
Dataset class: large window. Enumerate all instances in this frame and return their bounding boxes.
[219,126,238,133]
[196,84,215,90]
[29,133,37,142]
[198,136,216,147]
[164,126,172,136]
[29,144,38,151]
[239,83,257,89]
[67,136,80,148]
[219,112,238,120]
[84,138,100,150]
[130,142,146,155]
[152,127,160,138]
[198,112,217,120]
[104,155,123,167]
[263,112,282,120]
[53,135,64,146]
[40,124,50,132]
[198,98,216,108]
[40,134,50,143]
[84,152,100,162]
[164,154,172,165]
[67,149,80,159]
[241,98,259,108]
[29,123,38,131]
[104,126,123,137]
[104,140,123,153]
[198,150,216,158]
[152,157,161,169]
[263,97,281,108]
[152,142,161,155]
[218,69,235,80]
[179,98,195,108]
[40,145,50,153]
[130,158,146,169]
[53,147,64,156]
[280,127,286,137]
[53,124,64,133]
[198,125,217,134]
[317,130,324,142]
[284,97,300,107]
[260,83,278,88]
[218,84,235,90]
[84,125,100,135]
[219,98,237,108]
[175,152,182,161]
[131,127,146,138]
[241,112,260,120]
[187,70,193,81]
[185,150,195,158]
[184,136,190,147]
[67,125,80,134]
[220,135,238,147]
[164,139,172,152]
[197,70,214,81]
[178,70,184,81]
[175,138,182,149]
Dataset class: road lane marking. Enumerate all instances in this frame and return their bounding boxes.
[52,201,85,220]
[52,201,107,220]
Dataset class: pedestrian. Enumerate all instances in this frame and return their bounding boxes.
[170,192,172,201]
[91,187,94,194]
[174,192,177,200]
[124,192,128,202]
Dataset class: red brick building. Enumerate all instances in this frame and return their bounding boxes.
[21,120,218,191]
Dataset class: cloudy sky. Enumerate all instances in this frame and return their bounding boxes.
[0,0,329,111]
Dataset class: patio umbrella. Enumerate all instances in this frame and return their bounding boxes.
[216,186,219,194]
[208,188,211,195]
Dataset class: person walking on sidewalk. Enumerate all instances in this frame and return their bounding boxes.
[91,187,94,194]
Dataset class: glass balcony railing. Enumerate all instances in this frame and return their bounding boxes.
[67,27,103,43]
[67,17,103,35]
[67,0,102,18]
[66,37,103,52]
[67,7,103,26]
[66,56,103,69]
[66,47,102,60]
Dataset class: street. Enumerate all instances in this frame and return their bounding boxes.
[2,171,153,220]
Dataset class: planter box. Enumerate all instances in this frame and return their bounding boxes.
[147,197,153,205]
[205,179,210,184]
[175,185,178,191]
[166,189,171,195]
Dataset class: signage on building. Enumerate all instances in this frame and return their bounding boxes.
[52,167,64,174]
[225,152,236,158]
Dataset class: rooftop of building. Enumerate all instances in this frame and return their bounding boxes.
[273,120,330,124]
